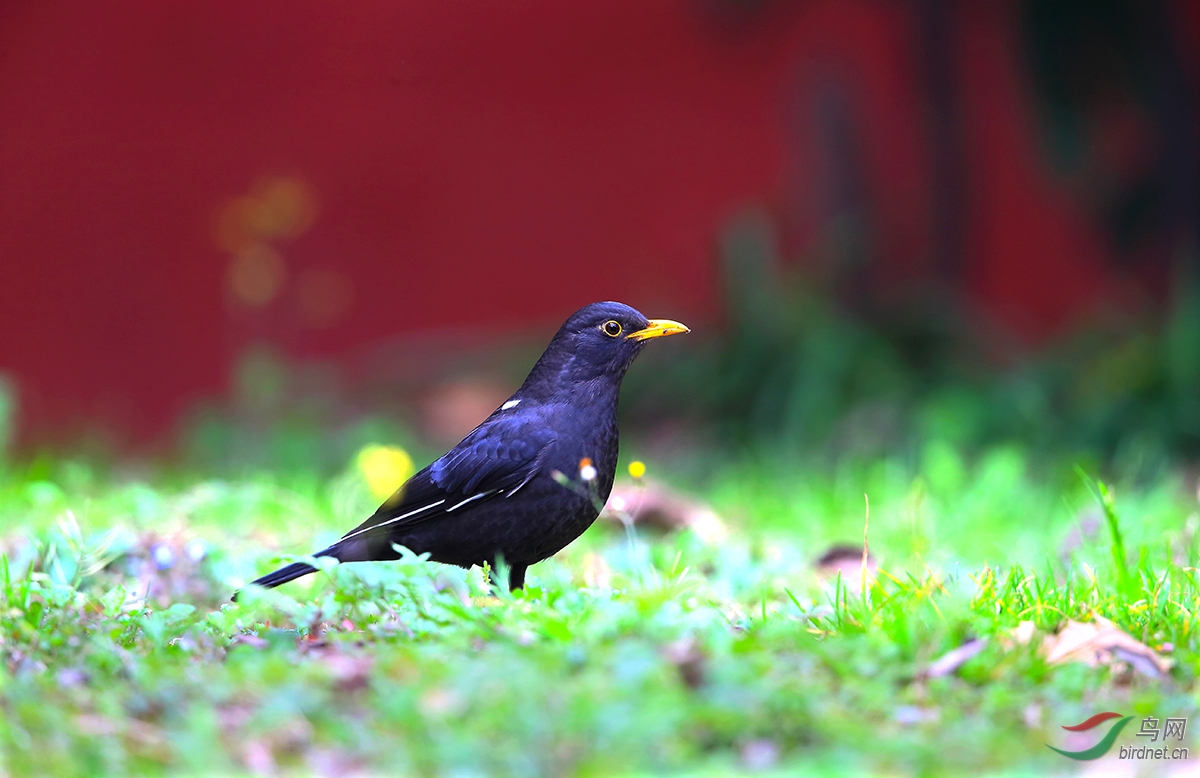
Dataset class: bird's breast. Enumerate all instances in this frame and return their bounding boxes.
[542,403,619,485]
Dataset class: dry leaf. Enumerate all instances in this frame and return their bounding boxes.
[602,482,727,543]
[230,633,268,650]
[1010,620,1037,647]
[921,638,987,679]
[662,636,707,689]
[241,739,276,776]
[1007,618,1172,678]
[1042,617,1172,677]
[322,653,374,694]
[814,544,877,595]
[893,705,940,725]
[740,739,780,770]
[581,552,612,589]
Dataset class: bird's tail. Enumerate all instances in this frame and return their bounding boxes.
[249,561,319,590]
[231,561,318,601]
[231,547,328,602]
[234,538,373,601]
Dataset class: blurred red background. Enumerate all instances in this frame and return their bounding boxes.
[1,1,1196,442]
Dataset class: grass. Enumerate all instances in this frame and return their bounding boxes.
[0,444,1198,777]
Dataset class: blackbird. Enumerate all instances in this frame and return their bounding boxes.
[240,301,688,597]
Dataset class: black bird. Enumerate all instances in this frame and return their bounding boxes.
[240,301,688,596]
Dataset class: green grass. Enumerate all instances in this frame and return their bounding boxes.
[1,447,1197,776]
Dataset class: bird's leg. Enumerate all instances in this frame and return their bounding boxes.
[508,564,527,591]
[486,558,527,591]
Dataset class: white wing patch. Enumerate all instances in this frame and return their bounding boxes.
[501,399,520,410]
[341,498,447,541]
[446,489,501,512]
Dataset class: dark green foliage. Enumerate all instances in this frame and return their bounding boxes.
[625,215,1200,465]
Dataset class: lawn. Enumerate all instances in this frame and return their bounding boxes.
[1,444,1197,776]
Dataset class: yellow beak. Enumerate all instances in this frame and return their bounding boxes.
[626,319,690,342]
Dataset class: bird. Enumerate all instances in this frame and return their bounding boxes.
[239,301,688,598]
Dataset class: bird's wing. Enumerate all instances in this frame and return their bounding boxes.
[428,413,556,495]
[337,414,556,546]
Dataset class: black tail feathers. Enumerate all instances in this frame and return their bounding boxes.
[232,560,318,602]
[252,561,319,589]
[233,538,375,601]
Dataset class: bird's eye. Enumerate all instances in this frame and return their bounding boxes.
[601,320,623,337]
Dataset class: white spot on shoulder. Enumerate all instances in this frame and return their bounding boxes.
[501,399,520,410]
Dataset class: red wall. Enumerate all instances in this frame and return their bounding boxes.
[1,1,1193,440]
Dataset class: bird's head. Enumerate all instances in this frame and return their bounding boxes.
[522,301,689,393]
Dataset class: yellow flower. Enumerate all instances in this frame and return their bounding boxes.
[628,460,646,479]
[355,444,414,500]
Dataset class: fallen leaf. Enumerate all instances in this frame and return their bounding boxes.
[1011,617,1172,678]
[1009,620,1037,647]
[602,481,727,543]
[893,705,940,725]
[323,653,374,694]
[921,638,987,679]
[418,687,465,718]
[814,544,877,595]
[740,739,779,770]
[241,739,275,776]
[662,636,707,689]
[581,552,612,589]
[1044,617,1172,676]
